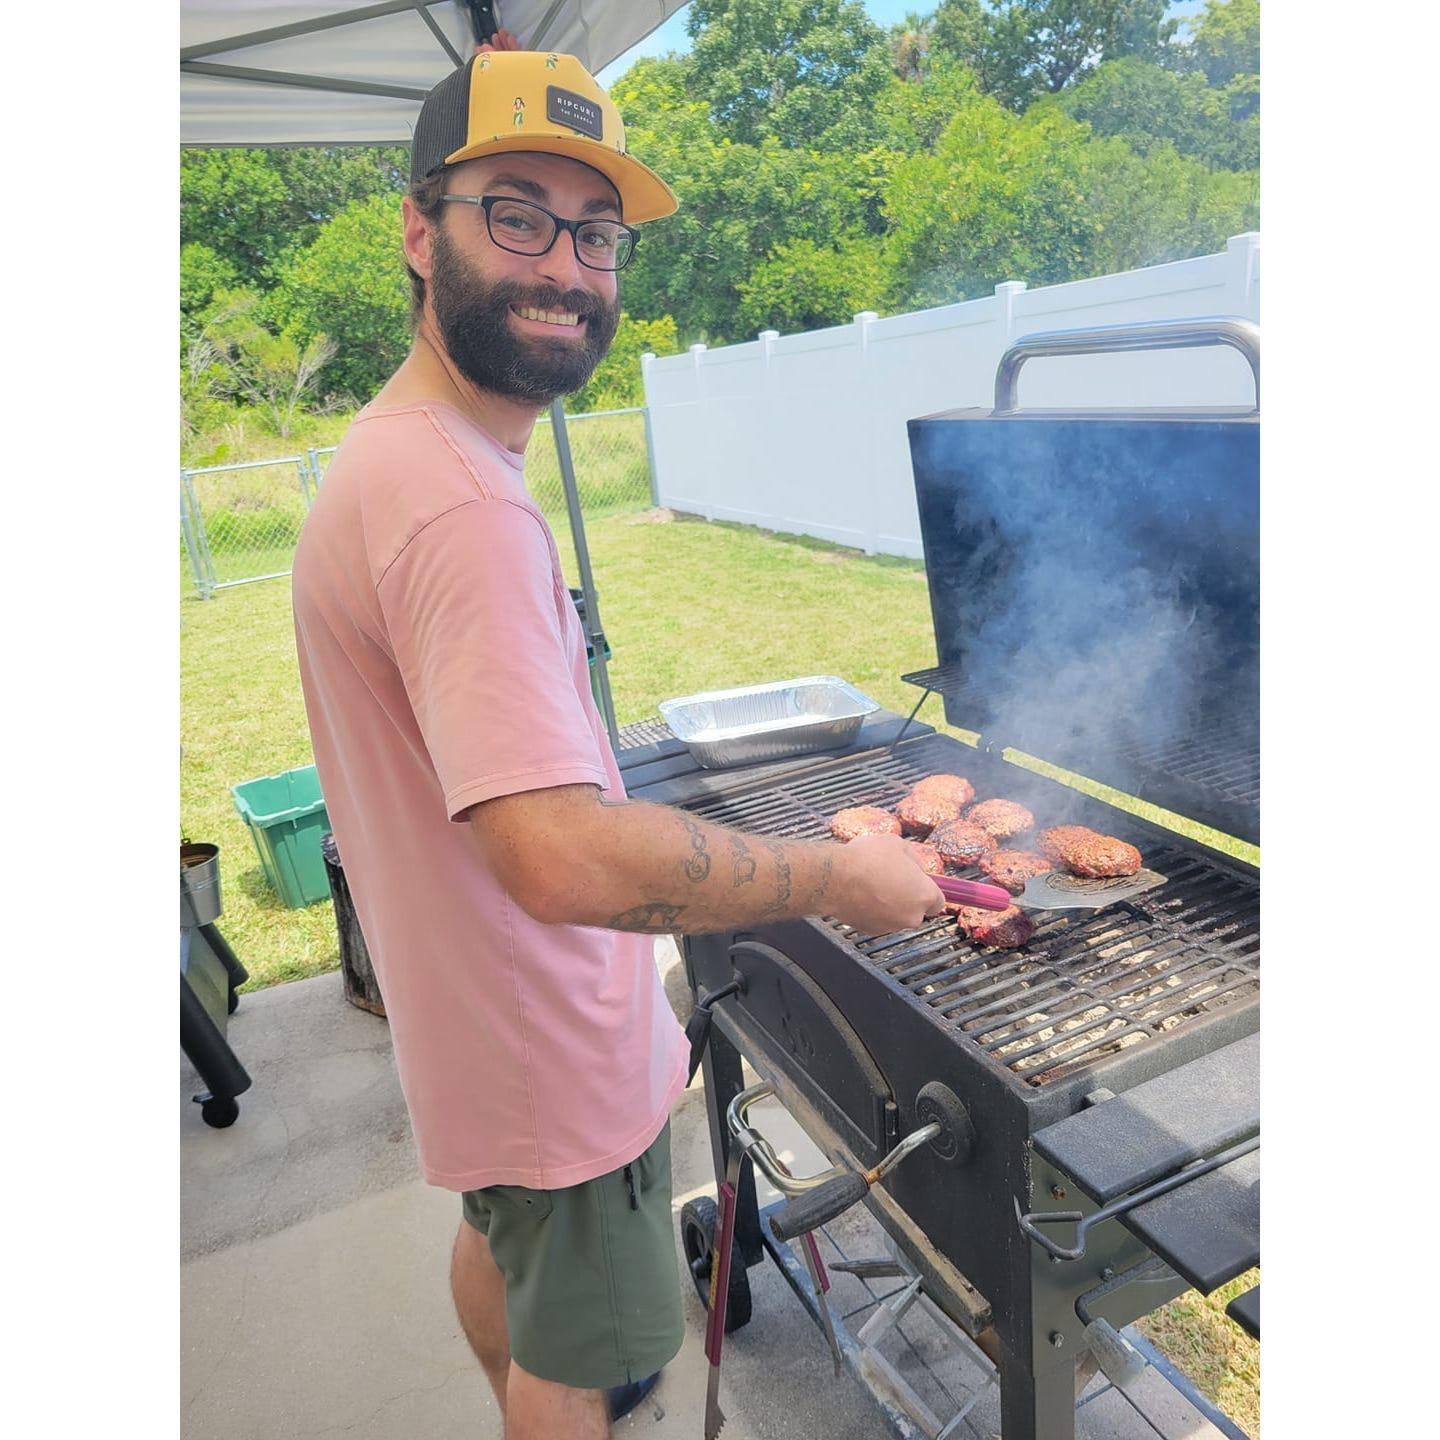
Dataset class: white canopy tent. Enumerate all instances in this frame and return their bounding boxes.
[180,1,688,743]
[181,2,688,146]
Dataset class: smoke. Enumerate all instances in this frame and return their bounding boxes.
[911,411,1259,822]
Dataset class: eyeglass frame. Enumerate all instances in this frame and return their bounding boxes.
[438,193,640,272]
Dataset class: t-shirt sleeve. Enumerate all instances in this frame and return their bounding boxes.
[375,496,608,821]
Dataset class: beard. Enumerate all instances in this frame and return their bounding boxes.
[428,227,620,406]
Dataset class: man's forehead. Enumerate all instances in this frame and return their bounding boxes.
[452,154,621,212]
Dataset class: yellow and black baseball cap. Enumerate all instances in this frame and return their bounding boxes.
[410,50,678,223]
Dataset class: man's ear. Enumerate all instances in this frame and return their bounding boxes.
[402,196,434,283]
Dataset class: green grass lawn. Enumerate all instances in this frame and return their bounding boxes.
[179,505,1257,1432]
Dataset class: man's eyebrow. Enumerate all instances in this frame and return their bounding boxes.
[488,173,622,219]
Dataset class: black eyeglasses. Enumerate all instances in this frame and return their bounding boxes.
[439,194,639,272]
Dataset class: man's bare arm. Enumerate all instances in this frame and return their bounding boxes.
[466,784,941,936]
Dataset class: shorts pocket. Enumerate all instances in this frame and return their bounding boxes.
[482,1185,554,1222]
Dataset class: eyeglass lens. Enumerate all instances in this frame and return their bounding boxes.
[487,198,633,270]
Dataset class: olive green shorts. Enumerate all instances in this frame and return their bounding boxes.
[461,1120,685,1391]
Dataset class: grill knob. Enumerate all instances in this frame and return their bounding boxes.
[915,1081,976,1166]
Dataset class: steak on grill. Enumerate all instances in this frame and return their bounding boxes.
[910,773,976,808]
[1038,825,1142,878]
[830,806,902,842]
[908,842,945,875]
[896,790,964,838]
[981,849,1055,894]
[952,903,1035,949]
[929,819,999,869]
[964,798,1035,840]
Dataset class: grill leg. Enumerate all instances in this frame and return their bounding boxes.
[688,939,765,1268]
[999,1349,1076,1440]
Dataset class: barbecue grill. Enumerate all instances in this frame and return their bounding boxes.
[651,319,1261,1439]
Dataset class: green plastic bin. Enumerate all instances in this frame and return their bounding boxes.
[231,764,332,909]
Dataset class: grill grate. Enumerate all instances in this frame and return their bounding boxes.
[615,718,675,750]
[683,734,1259,1087]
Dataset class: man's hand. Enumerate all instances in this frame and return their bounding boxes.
[475,29,521,55]
[827,834,948,935]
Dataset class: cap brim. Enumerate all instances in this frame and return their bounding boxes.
[441,134,678,224]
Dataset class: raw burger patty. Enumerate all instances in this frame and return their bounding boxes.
[964,798,1035,840]
[981,849,1054,894]
[896,790,964,838]
[953,904,1034,949]
[1038,826,1142,878]
[908,842,945,875]
[928,819,998,869]
[910,774,976,808]
[830,806,902,842]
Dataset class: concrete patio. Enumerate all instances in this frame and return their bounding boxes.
[182,940,1241,1440]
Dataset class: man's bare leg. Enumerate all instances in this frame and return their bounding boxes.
[507,1358,610,1440]
[451,1222,512,1423]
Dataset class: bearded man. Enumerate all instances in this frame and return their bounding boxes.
[291,40,945,1440]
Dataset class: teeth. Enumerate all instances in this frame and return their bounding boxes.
[515,305,580,326]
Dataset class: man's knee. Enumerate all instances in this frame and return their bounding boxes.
[506,1358,609,1439]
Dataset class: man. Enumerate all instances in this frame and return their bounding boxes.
[291,43,945,1440]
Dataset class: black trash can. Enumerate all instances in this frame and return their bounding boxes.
[321,833,386,1018]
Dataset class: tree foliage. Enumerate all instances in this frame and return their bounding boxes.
[569,314,682,412]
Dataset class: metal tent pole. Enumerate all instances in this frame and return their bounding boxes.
[549,398,620,752]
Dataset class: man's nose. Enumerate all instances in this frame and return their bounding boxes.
[533,226,586,290]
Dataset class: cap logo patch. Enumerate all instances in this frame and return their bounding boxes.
[547,86,603,140]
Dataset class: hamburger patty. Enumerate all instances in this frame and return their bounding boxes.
[829,806,902,842]
[964,798,1035,840]
[981,849,1055,894]
[910,773,976,808]
[896,790,964,838]
[908,842,945,875]
[929,819,999,869]
[952,904,1035,949]
[1038,825,1142,878]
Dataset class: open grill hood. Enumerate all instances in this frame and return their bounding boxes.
[906,319,1261,846]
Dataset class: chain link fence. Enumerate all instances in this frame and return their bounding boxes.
[181,407,654,599]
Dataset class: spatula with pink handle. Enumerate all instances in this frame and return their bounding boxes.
[935,869,1168,913]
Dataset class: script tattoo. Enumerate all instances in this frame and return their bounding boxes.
[606,901,687,933]
[762,840,792,916]
[816,850,834,903]
[728,833,758,887]
[679,817,712,883]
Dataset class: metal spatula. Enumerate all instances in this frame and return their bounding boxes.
[935,869,1167,913]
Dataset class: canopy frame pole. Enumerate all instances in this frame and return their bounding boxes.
[180,61,429,101]
[549,399,620,752]
[180,0,455,61]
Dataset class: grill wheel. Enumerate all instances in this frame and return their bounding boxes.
[679,1196,752,1332]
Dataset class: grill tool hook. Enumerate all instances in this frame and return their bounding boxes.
[685,977,744,1085]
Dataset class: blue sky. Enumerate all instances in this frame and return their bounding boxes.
[599,1,1209,87]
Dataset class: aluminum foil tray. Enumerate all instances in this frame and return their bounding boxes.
[658,676,880,770]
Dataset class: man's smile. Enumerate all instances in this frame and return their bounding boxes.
[510,303,585,331]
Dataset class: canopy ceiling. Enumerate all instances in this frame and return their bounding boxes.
[181,2,688,146]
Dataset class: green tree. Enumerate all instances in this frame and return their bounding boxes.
[737,235,889,333]
[933,0,1179,110]
[273,194,412,403]
[1187,0,1259,87]
[890,11,936,81]
[1051,55,1258,169]
[180,145,407,287]
[569,314,681,412]
[202,289,336,438]
[180,242,241,320]
[685,0,893,147]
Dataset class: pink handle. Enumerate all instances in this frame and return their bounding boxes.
[934,875,1011,911]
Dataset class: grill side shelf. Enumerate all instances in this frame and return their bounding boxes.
[1031,1033,1258,1204]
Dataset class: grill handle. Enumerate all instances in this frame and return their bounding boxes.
[993,316,1260,415]
[770,1173,870,1243]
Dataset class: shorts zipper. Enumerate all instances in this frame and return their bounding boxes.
[623,1163,638,1210]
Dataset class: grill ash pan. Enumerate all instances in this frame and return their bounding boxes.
[659,676,880,770]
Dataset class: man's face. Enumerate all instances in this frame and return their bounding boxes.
[424,153,622,406]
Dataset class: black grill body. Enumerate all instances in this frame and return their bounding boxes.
[677,731,1258,1440]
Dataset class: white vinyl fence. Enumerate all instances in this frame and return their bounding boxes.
[642,233,1260,559]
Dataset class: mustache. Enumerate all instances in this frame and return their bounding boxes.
[491,280,609,321]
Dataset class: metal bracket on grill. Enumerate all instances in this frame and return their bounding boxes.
[1014,1135,1259,1262]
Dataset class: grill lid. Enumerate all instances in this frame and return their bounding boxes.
[906,319,1260,845]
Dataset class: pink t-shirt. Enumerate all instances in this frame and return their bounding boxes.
[291,399,687,1191]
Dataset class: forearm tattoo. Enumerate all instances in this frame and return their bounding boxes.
[728,833,757,888]
[761,840,792,916]
[606,901,688,933]
[679,816,711,883]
